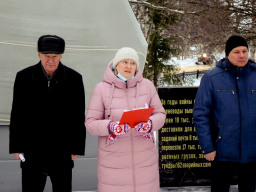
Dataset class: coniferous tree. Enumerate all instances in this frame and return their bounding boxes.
[130,0,184,86]
[130,0,256,86]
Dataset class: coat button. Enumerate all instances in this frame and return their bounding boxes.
[218,136,221,139]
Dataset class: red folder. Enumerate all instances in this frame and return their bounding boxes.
[119,108,154,128]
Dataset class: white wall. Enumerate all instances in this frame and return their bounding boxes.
[0,0,147,191]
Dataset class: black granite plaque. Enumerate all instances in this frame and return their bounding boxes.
[158,87,211,187]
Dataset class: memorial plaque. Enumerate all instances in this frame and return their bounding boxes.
[158,87,211,187]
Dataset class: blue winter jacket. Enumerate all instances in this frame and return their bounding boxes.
[193,58,256,163]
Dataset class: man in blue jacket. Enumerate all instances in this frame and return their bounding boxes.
[193,35,256,192]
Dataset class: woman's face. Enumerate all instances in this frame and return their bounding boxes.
[116,59,137,79]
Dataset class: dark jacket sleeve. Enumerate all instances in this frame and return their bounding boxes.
[70,74,86,155]
[9,72,25,153]
[193,73,215,154]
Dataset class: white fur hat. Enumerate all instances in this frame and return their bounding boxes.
[112,47,139,68]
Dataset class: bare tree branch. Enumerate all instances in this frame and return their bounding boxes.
[129,0,185,14]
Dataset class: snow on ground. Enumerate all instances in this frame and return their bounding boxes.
[169,56,199,68]
[78,185,238,192]
[167,53,225,86]
[169,52,224,68]
[160,185,238,191]
[192,77,201,86]
[167,56,203,86]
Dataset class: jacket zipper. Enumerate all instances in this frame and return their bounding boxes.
[250,89,256,93]
[131,130,136,192]
[216,122,221,142]
[217,90,235,94]
[125,80,136,192]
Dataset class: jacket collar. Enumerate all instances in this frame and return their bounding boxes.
[217,58,256,72]
[103,59,143,89]
[32,61,67,81]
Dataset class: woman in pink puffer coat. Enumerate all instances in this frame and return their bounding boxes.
[85,47,166,192]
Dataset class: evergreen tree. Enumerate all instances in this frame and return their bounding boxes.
[130,1,184,87]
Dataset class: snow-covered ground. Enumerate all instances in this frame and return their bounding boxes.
[167,56,203,86]
[160,186,238,191]
[76,185,238,192]
[167,53,225,86]
[169,56,199,68]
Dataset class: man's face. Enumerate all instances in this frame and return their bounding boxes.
[38,53,62,76]
[228,46,248,67]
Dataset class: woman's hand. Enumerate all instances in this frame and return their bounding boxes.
[135,120,152,133]
[108,121,130,136]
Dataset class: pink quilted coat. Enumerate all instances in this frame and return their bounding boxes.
[85,60,166,192]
